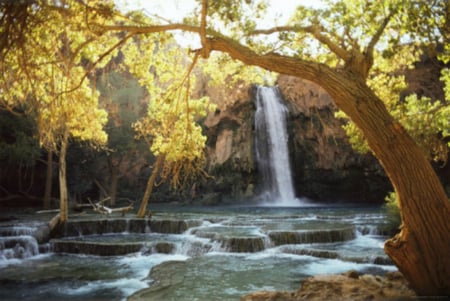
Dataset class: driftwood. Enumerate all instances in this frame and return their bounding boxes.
[36,209,60,214]
[37,198,134,221]
[48,213,61,233]
[87,197,134,216]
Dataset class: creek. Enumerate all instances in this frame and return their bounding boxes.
[0,205,396,301]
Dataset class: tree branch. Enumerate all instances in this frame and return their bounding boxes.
[252,24,351,62]
[98,22,337,85]
[364,10,395,65]
[206,35,331,82]
[99,23,201,35]
[57,32,134,97]
[199,0,210,58]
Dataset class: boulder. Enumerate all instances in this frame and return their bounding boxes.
[241,271,417,301]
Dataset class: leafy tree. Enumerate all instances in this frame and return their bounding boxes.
[336,44,450,163]
[102,0,448,294]
[1,0,449,294]
[0,1,116,221]
[123,34,214,217]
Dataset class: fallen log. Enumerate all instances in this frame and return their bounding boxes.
[88,197,134,216]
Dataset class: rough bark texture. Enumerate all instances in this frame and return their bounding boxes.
[100,21,449,295]
[58,131,69,223]
[206,36,450,295]
[43,150,53,209]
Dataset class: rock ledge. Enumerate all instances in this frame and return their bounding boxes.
[241,271,417,301]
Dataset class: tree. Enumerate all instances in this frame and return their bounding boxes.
[123,34,214,217]
[1,0,448,294]
[0,1,114,221]
[104,0,449,294]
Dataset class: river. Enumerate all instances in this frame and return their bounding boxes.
[0,205,396,301]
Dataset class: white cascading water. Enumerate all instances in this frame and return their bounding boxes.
[255,86,297,205]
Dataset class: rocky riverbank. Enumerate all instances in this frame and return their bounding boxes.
[241,270,417,301]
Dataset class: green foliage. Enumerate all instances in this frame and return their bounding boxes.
[122,31,215,189]
[384,191,402,233]
[195,0,268,35]
[392,95,449,162]
[1,0,448,205]
[336,49,450,163]
[336,39,449,163]
[0,0,113,151]
[0,111,40,166]
[200,53,276,90]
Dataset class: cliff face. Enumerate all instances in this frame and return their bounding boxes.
[200,84,257,202]
[200,77,391,204]
[198,50,450,204]
[277,75,390,202]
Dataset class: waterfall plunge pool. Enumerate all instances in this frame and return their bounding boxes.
[0,205,396,301]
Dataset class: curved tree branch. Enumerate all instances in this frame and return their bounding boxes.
[99,23,201,35]
[98,22,334,85]
[364,10,395,66]
[207,35,331,83]
[252,24,351,62]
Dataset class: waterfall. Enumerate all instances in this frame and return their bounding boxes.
[254,86,298,206]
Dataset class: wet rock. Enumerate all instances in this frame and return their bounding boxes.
[51,218,192,238]
[128,261,187,301]
[222,237,266,253]
[372,256,393,265]
[51,239,143,256]
[154,242,174,254]
[281,247,339,259]
[278,75,391,203]
[149,220,188,234]
[52,219,139,237]
[241,271,417,301]
[268,228,355,245]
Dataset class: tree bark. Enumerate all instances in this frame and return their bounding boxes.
[102,23,449,295]
[136,155,164,218]
[43,150,53,209]
[205,37,449,295]
[58,130,69,223]
[323,76,450,296]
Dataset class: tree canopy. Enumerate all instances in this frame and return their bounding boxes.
[0,0,449,295]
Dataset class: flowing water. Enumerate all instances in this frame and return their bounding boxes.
[254,86,298,206]
[0,205,396,301]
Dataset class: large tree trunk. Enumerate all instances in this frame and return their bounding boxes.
[59,131,69,223]
[136,155,164,218]
[206,37,450,295]
[310,75,450,296]
[43,150,53,209]
[324,76,450,296]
